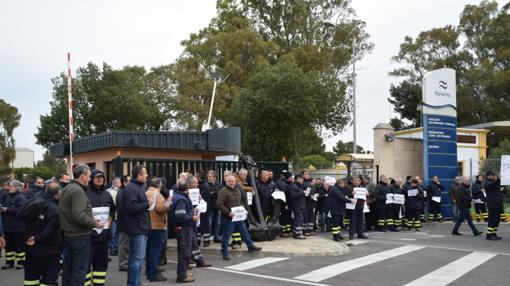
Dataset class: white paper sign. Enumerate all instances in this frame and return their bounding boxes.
[231,206,248,222]
[432,196,441,203]
[271,190,286,202]
[393,194,405,205]
[312,193,319,201]
[247,192,253,205]
[304,187,311,196]
[324,176,336,186]
[189,188,200,206]
[363,203,370,213]
[353,188,367,200]
[346,199,356,210]
[501,155,510,185]
[197,199,207,213]
[474,199,483,204]
[423,191,427,198]
[327,211,332,218]
[386,193,394,205]
[407,189,418,197]
[92,207,110,234]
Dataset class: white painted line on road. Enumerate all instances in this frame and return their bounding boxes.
[345,240,370,246]
[399,238,417,241]
[403,252,497,286]
[294,245,425,282]
[208,267,333,286]
[226,257,290,271]
[367,239,510,257]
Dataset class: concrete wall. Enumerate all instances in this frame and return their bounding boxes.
[374,124,423,180]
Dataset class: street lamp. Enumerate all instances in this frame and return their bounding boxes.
[323,21,358,154]
[202,74,231,131]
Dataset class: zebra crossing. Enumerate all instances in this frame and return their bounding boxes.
[212,241,507,286]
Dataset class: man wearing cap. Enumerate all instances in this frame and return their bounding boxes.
[86,169,116,286]
[277,171,293,237]
[485,171,503,240]
[18,182,62,286]
[0,179,27,270]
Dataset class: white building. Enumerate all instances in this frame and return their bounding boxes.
[13,148,34,168]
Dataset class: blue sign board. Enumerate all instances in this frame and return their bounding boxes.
[423,114,458,218]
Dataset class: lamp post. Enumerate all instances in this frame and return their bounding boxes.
[323,21,358,154]
[202,74,231,131]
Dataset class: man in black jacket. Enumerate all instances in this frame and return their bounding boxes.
[329,179,351,241]
[403,179,424,231]
[348,177,368,240]
[290,174,306,239]
[452,176,483,237]
[484,171,503,240]
[121,165,154,286]
[0,179,27,270]
[18,182,61,286]
[302,170,316,236]
[427,176,444,222]
[86,169,116,286]
[471,175,488,222]
[374,175,391,232]
[277,171,293,237]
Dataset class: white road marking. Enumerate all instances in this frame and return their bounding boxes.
[226,257,290,271]
[399,238,417,241]
[208,267,333,286]
[403,252,497,286]
[294,245,425,282]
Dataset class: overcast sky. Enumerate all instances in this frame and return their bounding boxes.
[1,0,505,161]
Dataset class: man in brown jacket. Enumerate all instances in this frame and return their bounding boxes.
[217,175,261,260]
[145,177,171,282]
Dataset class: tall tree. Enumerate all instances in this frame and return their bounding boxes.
[389,1,510,127]
[0,99,21,180]
[36,63,176,148]
[333,139,364,155]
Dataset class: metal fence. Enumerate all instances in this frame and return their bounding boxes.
[107,157,289,187]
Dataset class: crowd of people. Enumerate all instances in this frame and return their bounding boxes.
[0,163,507,286]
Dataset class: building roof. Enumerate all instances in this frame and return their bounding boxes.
[463,121,510,135]
[337,153,374,162]
[49,128,241,157]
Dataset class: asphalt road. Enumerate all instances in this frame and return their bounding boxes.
[1,222,509,286]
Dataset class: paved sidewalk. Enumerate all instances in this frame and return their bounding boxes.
[168,234,351,257]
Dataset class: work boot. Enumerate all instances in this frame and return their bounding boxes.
[473,231,483,237]
[486,233,498,241]
[248,246,262,252]
[452,231,463,236]
[222,256,231,261]
[338,234,345,240]
[176,276,195,283]
[157,266,166,273]
[150,274,168,282]
[231,244,241,250]
[294,235,306,240]
[1,264,14,270]
[203,241,210,248]
[196,261,212,268]
[303,232,311,236]
[358,234,368,239]
[280,233,290,238]
[333,234,340,242]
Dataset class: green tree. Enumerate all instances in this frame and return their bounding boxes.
[36,63,176,148]
[389,1,510,127]
[36,151,67,176]
[0,99,21,181]
[333,139,364,155]
[390,117,413,131]
[296,154,333,170]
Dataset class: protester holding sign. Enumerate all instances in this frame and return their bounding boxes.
[86,169,116,286]
[347,178,368,240]
[471,175,488,222]
[426,176,444,222]
[484,171,503,241]
[216,175,261,261]
[389,178,405,231]
[329,179,352,241]
[277,171,293,238]
[403,178,424,231]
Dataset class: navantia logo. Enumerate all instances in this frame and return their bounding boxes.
[439,81,448,89]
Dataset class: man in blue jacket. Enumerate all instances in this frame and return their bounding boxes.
[121,165,154,286]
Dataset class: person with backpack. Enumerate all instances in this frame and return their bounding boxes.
[18,182,62,286]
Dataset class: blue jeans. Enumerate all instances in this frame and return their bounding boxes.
[452,204,459,222]
[146,230,165,280]
[109,220,119,251]
[220,216,255,257]
[208,208,221,240]
[62,235,91,286]
[127,234,148,286]
[320,210,331,232]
